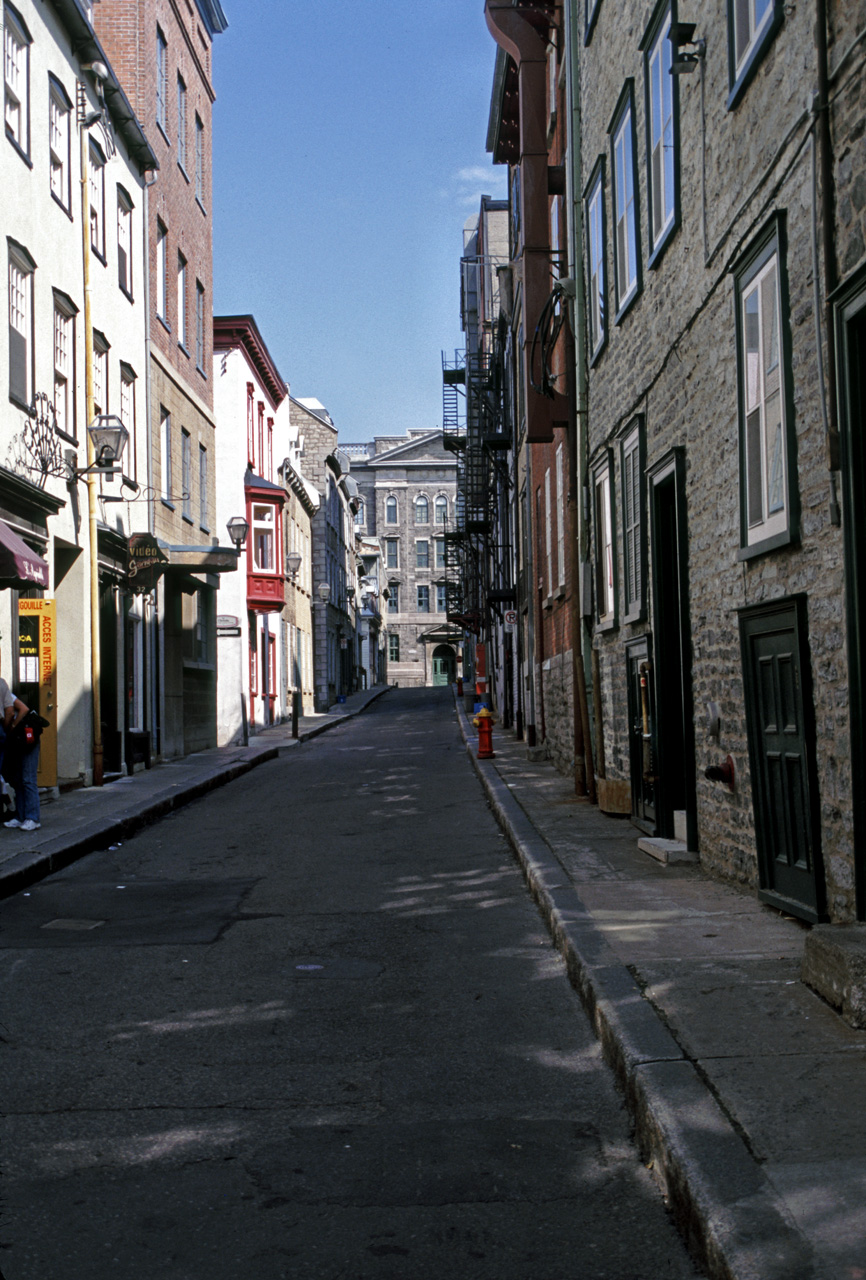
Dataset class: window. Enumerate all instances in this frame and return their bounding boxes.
[727,0,782,109]
[387,585,399,613]
[585,158,606,362]
[585,0,603,43]
[385,538,398,569]
[389,634,400,661]
[435,495,448,524]
[49,79,71,210]
[609,83,640,319]
[544,468,553,597]
[92,331,108,416]
[620,419,645,620]
[120,364,136,480]
[160,406,172,502]
[593,456,616,627]
[246,382,254,466]
[555,443,565,589]
[267,417,273,481]
[435,537,446,569]
[156,220,167,322]
[176,73,187,172]
[4,4,29,157]
[117,188,133,296]
[436,584,447,613]
[414,495,428,523]
[89,141,106,258]
[735,217,794,555]
[199,445,208,528]
[354,500,365,529]
[386,495,397,524]
[642,3,678,264]
[195,279,205,371]
[195,113,205,205]
[252,504,276,572]
[257,401,264,470]
[156,25,168,134]
[417,585,430,613]
[53,294,76,440]
[181,428,191,520]
[416,540,429,569]
[177,252,187,349]
[182,588,208,665]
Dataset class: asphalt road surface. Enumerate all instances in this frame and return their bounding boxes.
[0,687,702,1279]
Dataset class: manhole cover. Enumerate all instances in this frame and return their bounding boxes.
[41,919,105,932]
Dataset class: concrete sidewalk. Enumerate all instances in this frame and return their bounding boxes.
[0,685,390,901]
[456,696,866,1280]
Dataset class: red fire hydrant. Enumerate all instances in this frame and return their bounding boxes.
[473,707,496,759]
[456,676,464,697]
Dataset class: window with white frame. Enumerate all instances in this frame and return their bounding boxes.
[176,73,187,172]
[436,584,447,613]
[195,279,205,370]
[92,333,108,415]
[435,495,448,524]
[610,84,640,317]
[156,220,167,321]
[585,159,606,361]
[177,252,187,349]
[593,457,616,626]
[199,444,208,528]
[728,0,778,103]
[89,141,106,258]
[120,364,136,479]
[416,539,429,569]
[49,78,71,209]
[160,405,172,501]
[117,188,133,296]
[252,504,276,573]
[389,634,399,661]
[195,113,205,204]
[181,428,191,520]
[53,296,75,440]
[644,4,677,260]
[156,25,168,134]
[555,443,565,589]
[4,4,29,156]
[414,494,428,523]
[417,584,430,613]
[621,420,644,620]
[385,495,397,524]
[736,220,792,552]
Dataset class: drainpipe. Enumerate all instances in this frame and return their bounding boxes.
[563,0,596,801]
[79,93,103,786]
[815,0,841,488]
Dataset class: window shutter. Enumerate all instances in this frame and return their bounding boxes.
[9,324,27,404]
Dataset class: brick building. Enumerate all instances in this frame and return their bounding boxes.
[93,0,231,759]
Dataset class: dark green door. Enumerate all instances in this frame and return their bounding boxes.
[626,636,656,833]
[740,597,824,921]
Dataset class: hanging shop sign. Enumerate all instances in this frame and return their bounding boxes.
[127,533,168,593]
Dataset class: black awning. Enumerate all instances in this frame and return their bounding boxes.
[0,519,49,589]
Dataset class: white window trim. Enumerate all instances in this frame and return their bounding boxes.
[49,83,70,209]
[594,462,615,625]
[544,468,553,598]
[740,243,788,547]
[252,503,277,574]
[586,165,605,359]
[161,406,172,502]
[612,100,638,313]
[4,6,29,156]
[733,0,774,79]
[647,12,675,251]
[555,444,565,590]
[177,253,187,349]
[156,222,167,322]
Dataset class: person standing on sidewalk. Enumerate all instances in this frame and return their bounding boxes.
[3,688,43,832]
[0,668,16,793]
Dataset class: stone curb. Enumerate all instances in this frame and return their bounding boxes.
[455,698,814,1280]
[0,686,390,902]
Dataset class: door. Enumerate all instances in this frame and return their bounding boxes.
[739,596,824,922]
[432,645,456,686]
[649,450,697,847]
[626,636,656,832]
[17,598,57,787]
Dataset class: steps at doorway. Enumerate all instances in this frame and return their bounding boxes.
[637,836,699,865]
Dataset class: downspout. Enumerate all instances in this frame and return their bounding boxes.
[143,168,160,755]
[563,0,595,801]
[814,0,841,503]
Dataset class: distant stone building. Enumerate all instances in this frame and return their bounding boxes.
[344,432,460,687]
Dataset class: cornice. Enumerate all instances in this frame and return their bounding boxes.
[213,315,287,407]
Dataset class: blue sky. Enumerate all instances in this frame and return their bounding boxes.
[212,2,507,443]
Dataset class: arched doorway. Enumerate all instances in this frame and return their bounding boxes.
[431,644,456,686]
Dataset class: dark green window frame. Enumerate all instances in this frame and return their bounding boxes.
[608,80,642,324]
[640,0,681,268]
[620,416,647,623]
[726,0,784,111]
[733,211,798,560]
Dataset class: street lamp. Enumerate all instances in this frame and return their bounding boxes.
[286,550,302,579]
[226,516,249,550]
[317,582,331,603]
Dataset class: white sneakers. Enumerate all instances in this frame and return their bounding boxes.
[4,818,40,831]
[4,819,20,828]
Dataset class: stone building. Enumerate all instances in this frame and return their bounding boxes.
[344,432,459,687]
[93,0,231,761]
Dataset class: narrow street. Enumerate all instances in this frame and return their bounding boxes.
[0,690,700,1280]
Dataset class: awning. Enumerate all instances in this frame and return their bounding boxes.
[416,625,465,644]
[0,519,49,588]
[159,544,240,574]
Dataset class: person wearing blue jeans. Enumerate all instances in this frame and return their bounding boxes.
[3,691,40,832]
